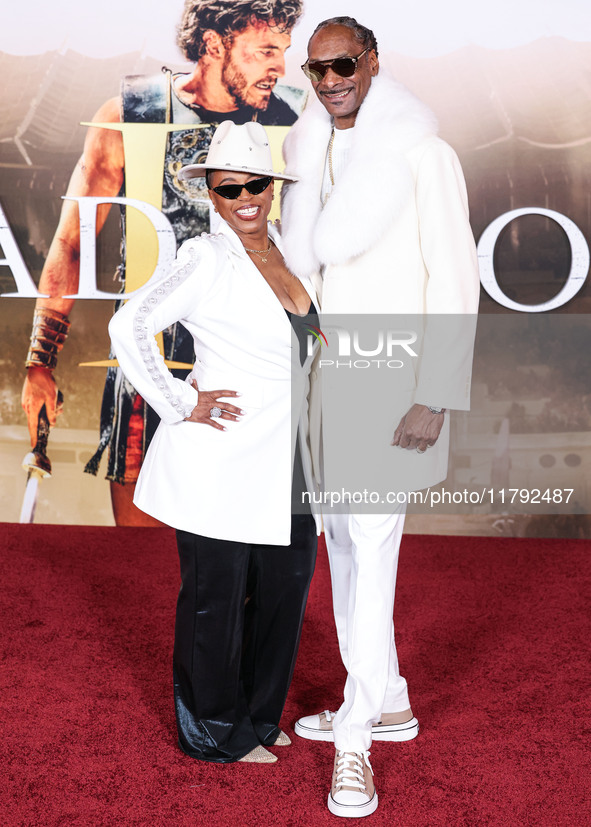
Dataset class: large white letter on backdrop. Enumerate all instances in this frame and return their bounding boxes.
[478,207,590,312]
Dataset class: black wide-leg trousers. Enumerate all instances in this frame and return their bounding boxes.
[173,514,317,763]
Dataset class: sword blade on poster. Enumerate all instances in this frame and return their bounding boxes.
[19,395,62,524]
[19,472,41,524]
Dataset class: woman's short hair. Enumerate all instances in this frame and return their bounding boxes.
[309,16,379,59]
[178,0,303,62]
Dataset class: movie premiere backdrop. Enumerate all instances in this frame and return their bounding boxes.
[1,0,590,534]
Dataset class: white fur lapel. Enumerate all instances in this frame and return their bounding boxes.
[281,72,438,277]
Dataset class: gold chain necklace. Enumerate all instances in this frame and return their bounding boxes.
[244,238,273,264]
[328,127,336,186]
[322,128,336,207]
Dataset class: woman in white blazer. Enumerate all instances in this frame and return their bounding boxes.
[109,122,319,764]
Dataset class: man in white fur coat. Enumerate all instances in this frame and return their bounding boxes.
[280,16,480,819]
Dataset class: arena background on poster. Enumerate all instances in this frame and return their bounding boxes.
[1,0,590,534]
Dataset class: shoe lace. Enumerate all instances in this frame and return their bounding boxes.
[324,710,333,722]
[334,751,373,792]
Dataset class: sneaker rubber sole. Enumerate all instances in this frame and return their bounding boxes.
[295,716,419,743]
[327,791,378,818]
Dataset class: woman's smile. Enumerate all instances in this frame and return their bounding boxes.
[234,204,261,220]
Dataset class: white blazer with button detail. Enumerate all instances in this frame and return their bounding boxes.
[108,220,320,544]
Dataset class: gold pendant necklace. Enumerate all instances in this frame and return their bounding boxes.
[244,238,273,263]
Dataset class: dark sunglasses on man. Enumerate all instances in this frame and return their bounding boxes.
[301,48,369,82]
[210,176,273,200]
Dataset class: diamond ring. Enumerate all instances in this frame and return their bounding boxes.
[210,406,222,419]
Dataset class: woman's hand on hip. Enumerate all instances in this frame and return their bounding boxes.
[184,381,243,431]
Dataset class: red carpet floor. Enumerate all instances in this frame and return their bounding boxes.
[1,525,589,826]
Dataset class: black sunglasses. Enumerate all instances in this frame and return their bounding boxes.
[301,48,369,82]
[211,176,273,200]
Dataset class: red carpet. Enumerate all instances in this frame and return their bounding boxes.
[1,525,589,826]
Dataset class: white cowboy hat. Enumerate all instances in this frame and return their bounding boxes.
[179,120,298,182]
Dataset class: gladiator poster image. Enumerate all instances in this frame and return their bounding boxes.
[1,0,590,535]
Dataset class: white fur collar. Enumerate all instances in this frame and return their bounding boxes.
[281,72,438,277]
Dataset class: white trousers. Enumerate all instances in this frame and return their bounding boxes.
[323,510,410,751]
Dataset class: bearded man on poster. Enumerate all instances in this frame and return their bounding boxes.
[281,16,480,818]
[21,0,304,525]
